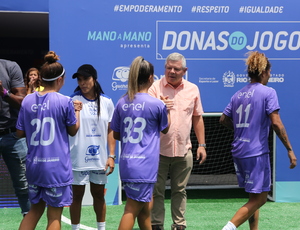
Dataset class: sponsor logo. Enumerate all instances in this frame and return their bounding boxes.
[88,31,151,42]
[111,66,161,91]
[87,31,152,49]
[237,89,255,99]
[223,71,235,87]
[86,123,100,137]
[122,102,145,111]
[31,100,50,112]
[199,77,219,84]
[222,71,284,87]
[85,145,100,163]
[112,66,129,91]
[86,145,100,156]
[112,66,130,82]
[268,75,285,83]
[156,21,300,60]
[33,156,60,164]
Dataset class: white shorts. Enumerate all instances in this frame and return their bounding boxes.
[72,170,107,185]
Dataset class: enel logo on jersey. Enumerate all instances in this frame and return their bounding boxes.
[122,102,145,111]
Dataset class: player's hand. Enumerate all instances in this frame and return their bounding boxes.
[288,150,297,169]
[160,95,174,110]
[105,158,115,176]
[73,100,82,111]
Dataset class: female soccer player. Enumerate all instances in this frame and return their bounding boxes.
[69,64,116,230]
[111,56,170,230]
[17,51,81,230]
[220,51,297,230]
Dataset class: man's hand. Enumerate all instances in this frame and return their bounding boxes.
[160,95,174,110]
[197,146,207,164]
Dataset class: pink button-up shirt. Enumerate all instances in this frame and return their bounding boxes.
[148,77,204,157]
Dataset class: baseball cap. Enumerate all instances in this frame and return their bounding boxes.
[72,64,97,79]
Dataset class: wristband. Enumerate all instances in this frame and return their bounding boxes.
[2,88,10,98]
[198,144,206,148]
[108,155,116,160]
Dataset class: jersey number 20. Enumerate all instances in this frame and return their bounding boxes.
[30,117,55,146]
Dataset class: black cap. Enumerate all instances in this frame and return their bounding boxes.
[72,64,97,79]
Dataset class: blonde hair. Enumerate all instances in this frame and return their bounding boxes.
[127,56,154,101]
[245,51,271,81]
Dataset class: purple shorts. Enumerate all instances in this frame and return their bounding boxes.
[28,184,73,207]
[233,154,271,193]
[123,182,154,202]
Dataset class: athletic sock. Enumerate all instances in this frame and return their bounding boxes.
[222,221,237,230]
[97,222,106,230]
[71,224,80,230]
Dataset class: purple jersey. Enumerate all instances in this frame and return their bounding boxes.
[223,83,280,158]
[111,93,168,183]
[16,92,77,187]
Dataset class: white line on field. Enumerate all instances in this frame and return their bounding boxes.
[61,215,97,230]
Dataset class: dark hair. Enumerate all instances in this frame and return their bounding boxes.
[246,51,271,82]
[24,67,42,90]
[127,56,154,101]
[73,65,104,117]
[40,51,65,86]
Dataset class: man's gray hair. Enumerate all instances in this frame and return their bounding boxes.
[165,52,186,68]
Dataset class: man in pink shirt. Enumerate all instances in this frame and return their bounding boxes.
[149,52,207,230]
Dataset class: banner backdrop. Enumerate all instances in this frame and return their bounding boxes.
[49,0,300,202]
[0,0,48,11]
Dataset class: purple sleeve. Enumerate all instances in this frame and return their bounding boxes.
[66,98,77,126]
[110,100,121,132]
[159,104,168,132]
[266,88,280,115]
[223,100,233,118]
